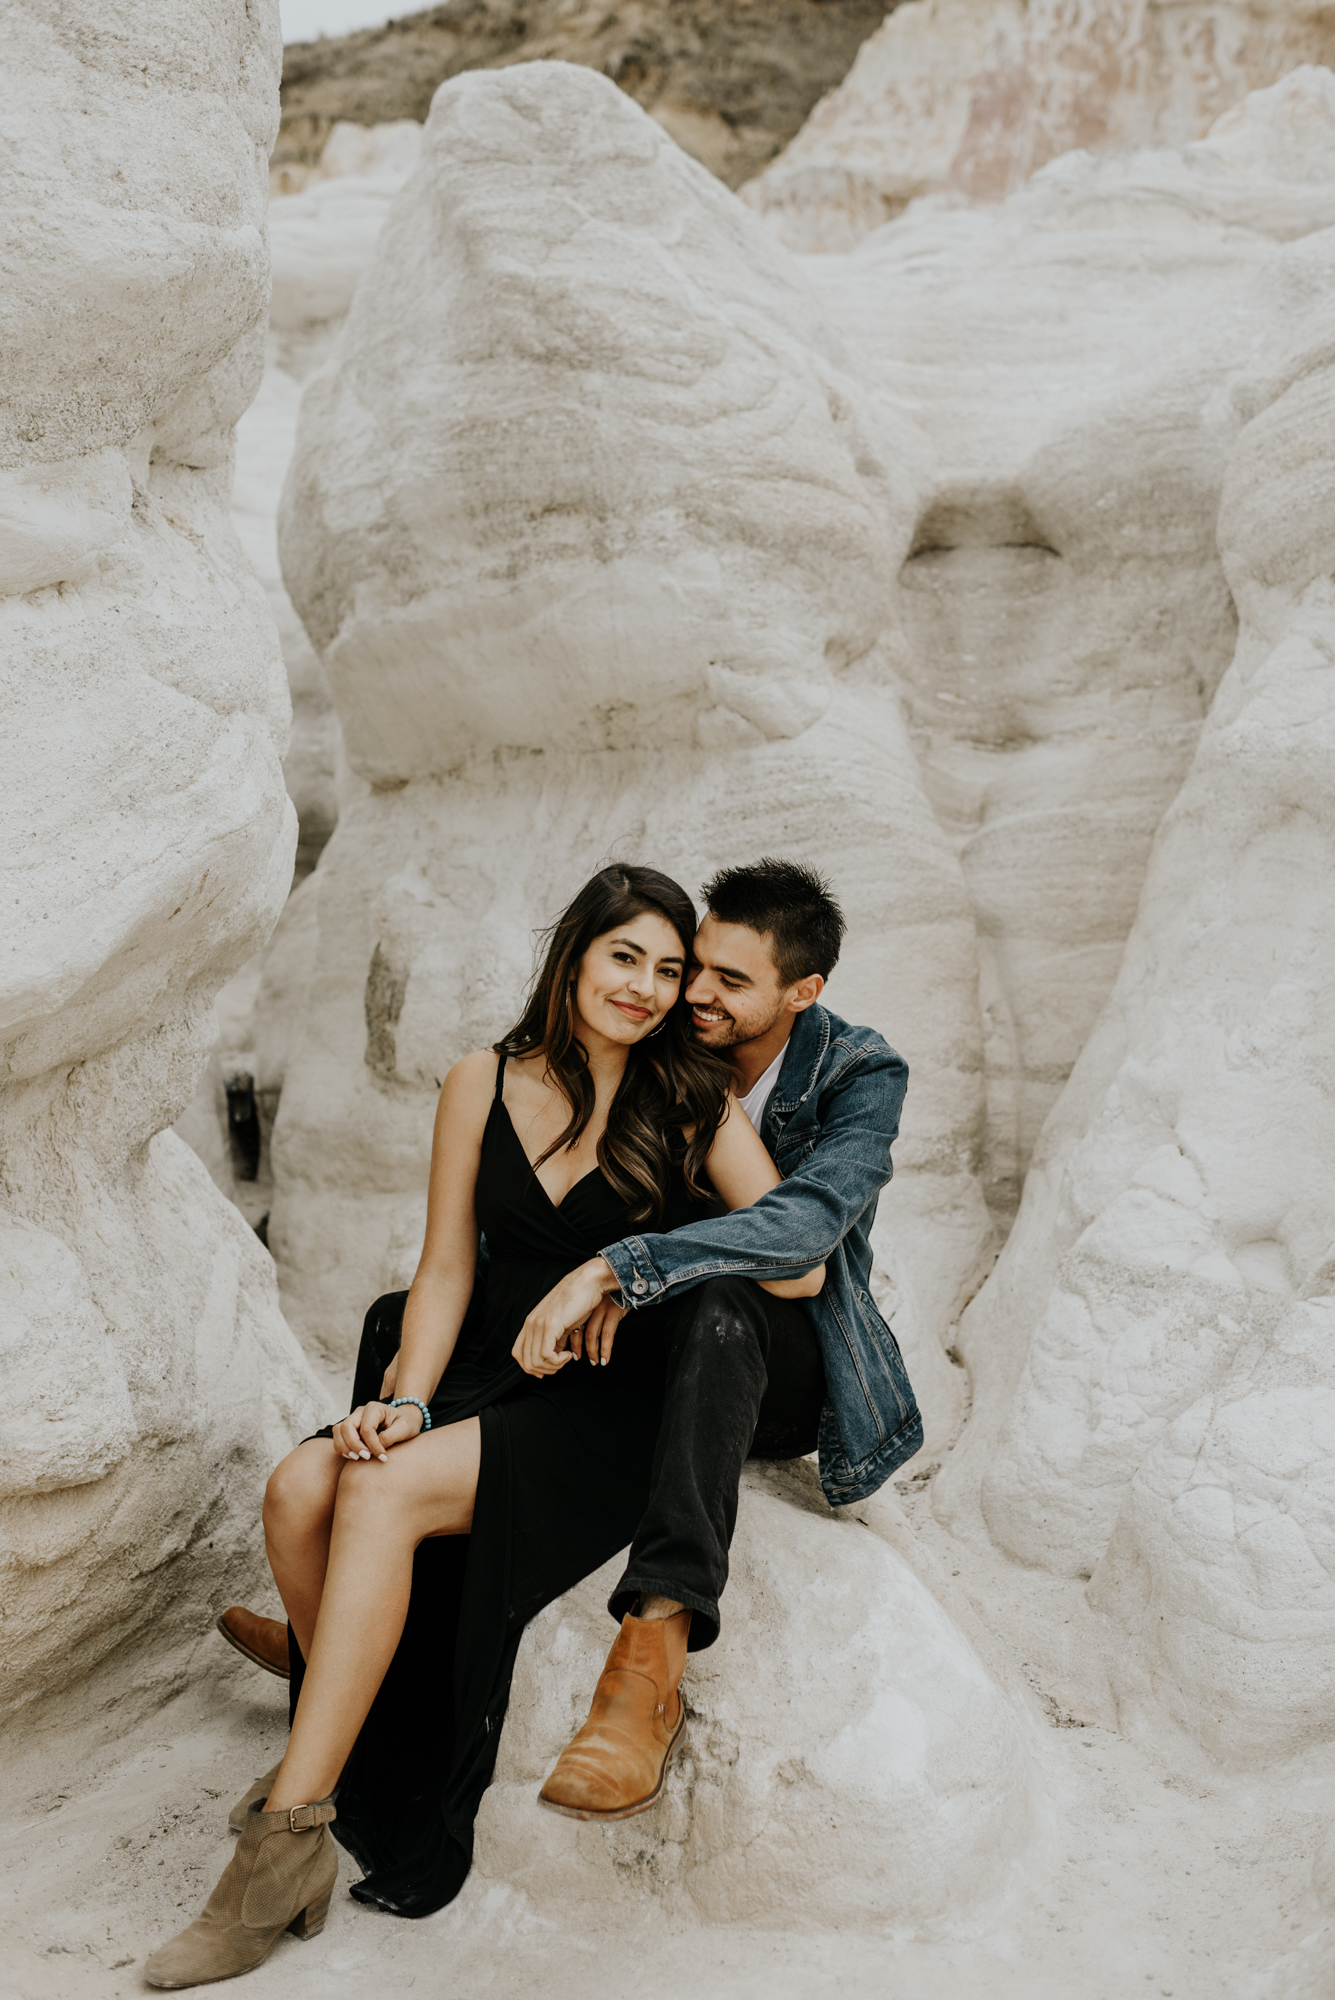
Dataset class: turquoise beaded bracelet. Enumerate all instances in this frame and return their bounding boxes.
[389,1396,432,1431]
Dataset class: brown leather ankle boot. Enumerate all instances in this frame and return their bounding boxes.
[538,1609,690,1821]
[215,1606,290,1679]
[144,1797,336,1989]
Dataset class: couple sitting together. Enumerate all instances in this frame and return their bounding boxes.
[146,858,920,1989]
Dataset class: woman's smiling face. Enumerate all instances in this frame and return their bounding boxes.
[571,910,687,1048]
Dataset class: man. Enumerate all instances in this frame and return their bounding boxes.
[218,859,920,1821]
[520,858,920,1822]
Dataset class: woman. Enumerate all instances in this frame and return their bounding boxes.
[144,865,822,1989]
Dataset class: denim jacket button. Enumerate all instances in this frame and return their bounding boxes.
[630,1276,648,1295]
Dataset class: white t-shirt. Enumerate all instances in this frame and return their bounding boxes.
[736,1047,787,1131]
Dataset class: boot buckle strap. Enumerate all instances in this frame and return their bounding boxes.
[287,1801,335,1833]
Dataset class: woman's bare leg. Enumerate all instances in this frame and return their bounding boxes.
[264,1416,482,1814]
[263,1441,344,1661]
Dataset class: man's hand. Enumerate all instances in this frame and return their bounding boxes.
[570,1294,627,1367]
[513,1256,620,1378]
[331,1399,423,1461]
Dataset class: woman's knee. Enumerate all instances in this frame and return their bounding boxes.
[332,1450,418,1526]
[335,1435,475,1537]
[263,1443,336,1536]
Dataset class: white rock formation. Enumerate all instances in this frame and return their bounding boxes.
[272,115,424,198]
[178,123,425,1220]
[245,121,425,875]
[0,0,321,1746]
[801,67,1335,1222]
[473,1462,1046,1932]
[225,42,1335,1783]
[743,0,1335,251]
[934,148,1335,1759]
[267,60,995,1458]
[234,368,339,879]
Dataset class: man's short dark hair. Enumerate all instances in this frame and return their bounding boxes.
[701,858,846,986]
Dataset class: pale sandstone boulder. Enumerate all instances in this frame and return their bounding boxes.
[743,0,1335,251]
[234,369,339,878]
[804,68,1335,1221]
[469,1464,1046,1932]
[178,129,427,1210]
[280,61,914,774]
[1085,312,1335,1762]
[935,233,1335,1759]
[236,126,425,878]
[240,136,427,876]
[1098,1297,1335,1764]
[270,62,994,1455]
[0,0,320,1750]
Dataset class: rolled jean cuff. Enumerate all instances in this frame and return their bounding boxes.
[608,1574,721,1652]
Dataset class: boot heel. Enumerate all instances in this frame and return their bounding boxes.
[288,1893,331,1940]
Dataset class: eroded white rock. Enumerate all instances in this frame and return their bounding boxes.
[178,127,427,1205]
[231,127,425,883]
[471,1465,1046,1932]
[806,66,1335,1222]
[0,0,320,1746]
[935,195,1335,1759]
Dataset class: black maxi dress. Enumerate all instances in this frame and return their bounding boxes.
[289,1052,706,1917]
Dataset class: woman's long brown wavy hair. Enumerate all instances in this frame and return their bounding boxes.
[494,866,731,1226]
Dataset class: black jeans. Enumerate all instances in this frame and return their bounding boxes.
[347,1277,825,1655]
[609,1276,827,1651]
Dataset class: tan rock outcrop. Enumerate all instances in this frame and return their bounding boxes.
[744,0,1335,250]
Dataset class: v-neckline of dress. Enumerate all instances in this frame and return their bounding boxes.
[497,1097,606,1217]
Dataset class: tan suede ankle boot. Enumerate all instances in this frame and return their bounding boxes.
[226,1761,284,1836]
[538,1609,690,1821]
[144,1797,336,1989]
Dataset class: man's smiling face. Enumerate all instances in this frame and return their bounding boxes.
[684,914,790,1050]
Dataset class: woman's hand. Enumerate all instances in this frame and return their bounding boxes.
[331,1399,424,1462]
[513,1256,620,1377]
[570,1294,627,1366]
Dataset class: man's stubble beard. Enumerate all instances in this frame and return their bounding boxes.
[687,1000,786,1054]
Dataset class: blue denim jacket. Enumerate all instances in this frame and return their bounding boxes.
[600,1003,922,1506]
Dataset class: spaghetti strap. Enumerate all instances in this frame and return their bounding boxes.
[494,1050,507,1101]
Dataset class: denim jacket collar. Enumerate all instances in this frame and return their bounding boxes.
[768,1003,830,1123]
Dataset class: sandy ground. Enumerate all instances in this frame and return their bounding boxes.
[4,1415,1333,2000]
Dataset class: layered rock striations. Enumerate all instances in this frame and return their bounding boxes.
[177,125,428,1228]
[239,123,429,887]
[744,0,1335,250]
[803,66,1335,1224]
[933,78,1335,1763]
[0,0,320,1752]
